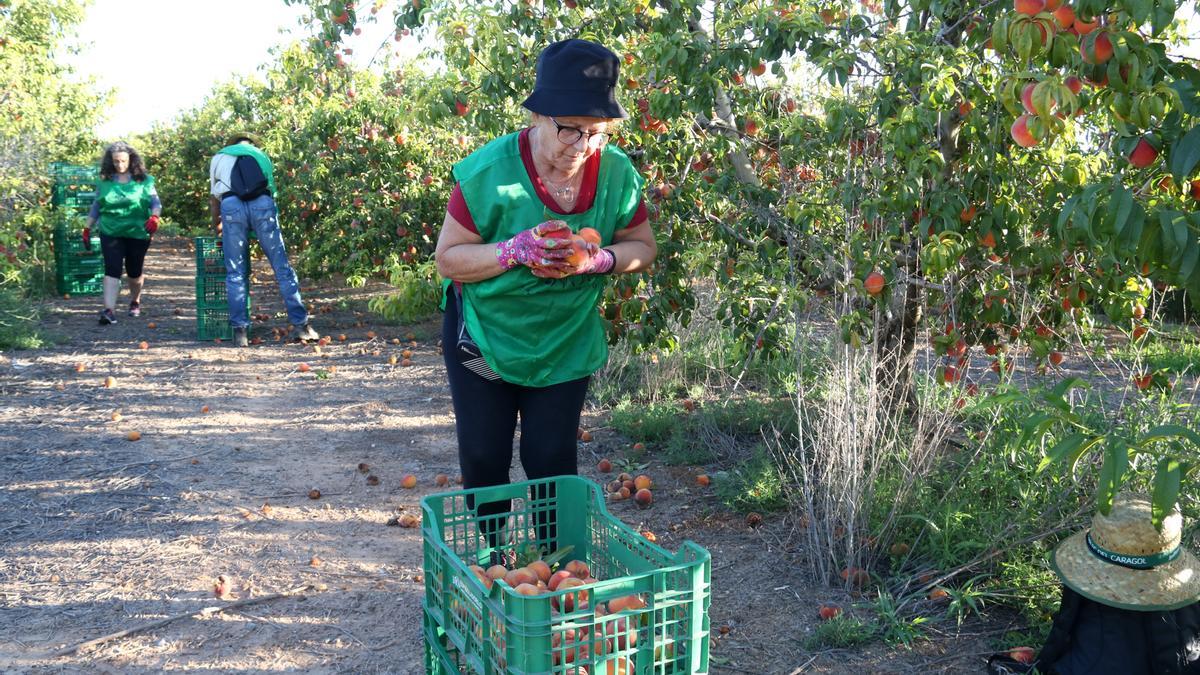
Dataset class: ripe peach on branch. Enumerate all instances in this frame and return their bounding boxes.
[1127,136,1160,168]
[1080,31,1113,65]
[864,271,886,296]
[1009,115,1042,148]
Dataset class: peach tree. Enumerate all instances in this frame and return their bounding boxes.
[0,0,105,289]
[288,0,1200,509]
[139,44,462,283]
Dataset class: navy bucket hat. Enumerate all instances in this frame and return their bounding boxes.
[521,39,628,120]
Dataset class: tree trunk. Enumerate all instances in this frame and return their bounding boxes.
[871,13,966,417]
[875,258,923,415]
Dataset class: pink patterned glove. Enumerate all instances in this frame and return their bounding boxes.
[495,220,572,270]
[574,246,615,274]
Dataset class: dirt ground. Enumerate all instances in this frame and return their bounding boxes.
[0,237,1017,674]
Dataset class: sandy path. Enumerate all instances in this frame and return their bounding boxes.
[0,237,452,673]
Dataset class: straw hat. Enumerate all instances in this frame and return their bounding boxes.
[226,131,261,147]
[1052,493,1200,611]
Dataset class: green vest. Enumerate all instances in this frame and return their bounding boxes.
[95,175,156,239]
[452,131,643,387]
[216,143,276,195]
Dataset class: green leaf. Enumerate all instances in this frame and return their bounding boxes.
[1173,213,1190,255]
[1151,457,1182,531]
[1097,440,1129,515]
[991,17,1009,54]
[1106,186,1133,239]
[1181,239,1200,285]
[1160,211,1189,264]
[896,513,942,534]
[1169,125,1200,181]
[1042,377,1089,412]
[1052,376,1089,396]
[1128,0,1151,25]
[1055,195,1079,235]
[1117,203,1146,255]
[973,392,1027,410]
[1068,436,1106,477]
[1151,2,1175,35]
[1140,423,1200,448]
[1038,432,1087,472]
[542,544,576,568]
[1016,412,1057,452]
[1040,392,1073,414]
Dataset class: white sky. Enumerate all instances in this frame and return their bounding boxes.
[63,0,423,140]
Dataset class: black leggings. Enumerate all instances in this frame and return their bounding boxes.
[442,289,589,545]
[99,235,151,279]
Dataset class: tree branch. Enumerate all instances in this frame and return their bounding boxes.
[672,7,761,188]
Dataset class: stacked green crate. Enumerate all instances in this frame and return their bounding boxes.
[53,216,103,295]
[194,236,248,341]
[49,164,102,295]
[50,163,98,212]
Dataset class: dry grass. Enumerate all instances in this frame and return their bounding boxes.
[770,297,957,586]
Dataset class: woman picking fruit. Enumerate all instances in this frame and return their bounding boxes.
[84,141,162,325]
[435,39,656,537]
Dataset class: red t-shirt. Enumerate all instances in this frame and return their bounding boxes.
[446,127,647,234]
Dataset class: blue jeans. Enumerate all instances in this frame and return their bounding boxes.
[220,195,308,328]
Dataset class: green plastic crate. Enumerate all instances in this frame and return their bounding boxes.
[53,235,101,260]
[194,237,249,341]
[53,235,102,263]
[196,274,229,305]
[52,188,96,204]
[57,258,104,278]
[421,475,711,675]
[56,273,103,296]
[197,302,250,341]
[49,162,98,180]
[50,165,97,211]
[51,221,103,295]
[194,236,227,276]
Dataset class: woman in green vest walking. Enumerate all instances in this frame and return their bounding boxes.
[435,39,657,540]
[84,141,162,325]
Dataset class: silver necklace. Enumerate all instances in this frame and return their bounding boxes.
[543,174,575,202]
[532,127,577,203]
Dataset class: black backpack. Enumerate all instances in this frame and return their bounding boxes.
[226,154,270,201]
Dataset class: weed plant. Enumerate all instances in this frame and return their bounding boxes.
[1111,325,1200,376]
[803,613,877,649]
[0,288,47,350]
[367,259,442,324]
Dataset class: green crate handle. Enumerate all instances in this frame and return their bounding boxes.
[451,477,704,559]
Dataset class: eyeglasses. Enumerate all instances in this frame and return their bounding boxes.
[549,116,611,148]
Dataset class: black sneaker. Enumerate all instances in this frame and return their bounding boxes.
[128,301,141,317]
[233,327,249,348]
[98,308,117,325]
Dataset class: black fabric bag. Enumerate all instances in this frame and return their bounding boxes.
[1034,587,1200,675]
[226,155,270,201]
[453,285,501,381]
